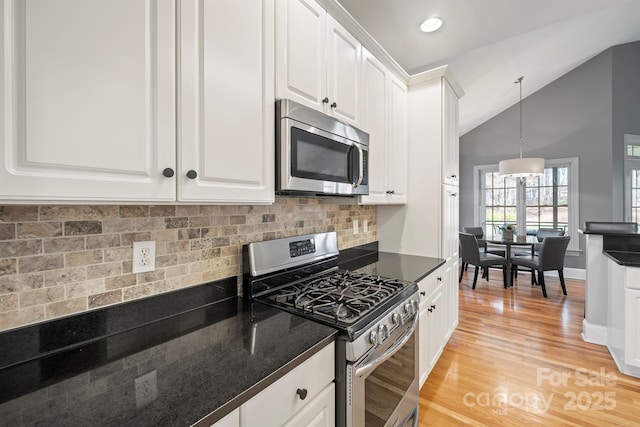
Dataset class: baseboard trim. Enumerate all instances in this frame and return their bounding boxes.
[582,319,607,346]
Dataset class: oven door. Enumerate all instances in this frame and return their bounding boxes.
[347,312,419,427]
[278,117,369,196]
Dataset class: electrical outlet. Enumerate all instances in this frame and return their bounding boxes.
[363,220,368,233]
[135,370,158,408]
[353,219,359,234]
[132,241,155,273]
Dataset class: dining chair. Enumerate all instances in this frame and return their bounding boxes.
[534,228,565,254]
[459,232,508,289]
[510,236,571,297]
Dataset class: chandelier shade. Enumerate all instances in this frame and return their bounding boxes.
[499,76,544,179]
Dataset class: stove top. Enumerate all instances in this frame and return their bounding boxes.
[265,270,412,324]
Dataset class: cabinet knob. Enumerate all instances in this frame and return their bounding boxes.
[420,291,426,296]
[162,168,174,178]
[296,388,308,400]
[431,304,436,309]
[186,170,198,179]
[322,97,329,104]
[330,102,337,108]
[449,174,457,179]
[428,308,433,313]
[437,277,442,282]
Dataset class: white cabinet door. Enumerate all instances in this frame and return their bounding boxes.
[358,52,407,205]
[359,50,388,204]
[418,303,430,388]
[386,74,408,203]
[442,80,459,186]
[0,0,176,202]
[625,288,640,368]
[283,383,335,427]
[428,282,446,372]
[212,409,239,427]
[241,343,334,427]
[325,15,360,125]
[276,0,360,126]
[275,0,326,110]
[179,0,274,203]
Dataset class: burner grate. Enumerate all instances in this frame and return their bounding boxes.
[264,270,411,324]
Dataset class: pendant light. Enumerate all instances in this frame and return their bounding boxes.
[498,76,544,179]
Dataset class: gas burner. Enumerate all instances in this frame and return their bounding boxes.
[264,270,412,324]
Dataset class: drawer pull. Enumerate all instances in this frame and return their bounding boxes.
[296,388,308,400]
[419,291,426,296]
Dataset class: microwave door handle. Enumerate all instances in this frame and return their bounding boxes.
[353,144,364,188]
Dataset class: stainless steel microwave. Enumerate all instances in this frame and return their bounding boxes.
[276,99,369,196]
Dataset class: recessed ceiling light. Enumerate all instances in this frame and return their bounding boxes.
[420,17,443,33]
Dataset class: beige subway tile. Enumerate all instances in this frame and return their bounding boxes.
[189,260,212,274]
[88,290,122,309]
[105,274,136,290]
[87,262,122,280]
[121,232,152,246]
[102,218,136,233]
[178,228,201,240]
[21,286,65,307]
[189,238,212,251]
[199,205,220,216]
[150,229,179,243]
[64,221,102,236]
[178,251,201,264]
[0,239,42,258]
[86,234,121,250]
[44,236,86,254]
[16,222,62,239]
[0,206,39,222]
[122,281,167,301]
[40,206,81,221]
[0,293,19,312]
[0,223,16,240]
[65,250,103,267]
[46,297,87,319]
[150,205,176,217]
[135,217,165,231]
[202,248,221,259]
[165,217,189,229]
[156,254,178,268]
[0,306,45,330]
[119,206,149,218]
[104,247,132,263]
[136,270,165,284]
[188,216,210,228]
[0,273,44,293]
[80,205,120,219]
[165,264,189,279]
[44,267,87,286]
[176,205,201,217]
[0,259,17,276]
[19,254,64,273]
[66,279,105,299]
[165,241,189,254]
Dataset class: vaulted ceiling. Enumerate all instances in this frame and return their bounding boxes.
[336,0,640,135]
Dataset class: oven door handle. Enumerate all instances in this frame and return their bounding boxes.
[352,143,364,188]
[355,312,418,378]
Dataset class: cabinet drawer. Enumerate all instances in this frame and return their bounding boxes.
[241,342,335,427]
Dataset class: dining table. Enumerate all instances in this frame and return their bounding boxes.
[485,235,536,287]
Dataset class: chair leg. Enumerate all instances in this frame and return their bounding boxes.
[539,271,547,298]
[502,266,507,289]
[472,266,480,289]
[464,262,469,271]
[558,270,567,295]
[459,263,465,283]
[485,267,490,281]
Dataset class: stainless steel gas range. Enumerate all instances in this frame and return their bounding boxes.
[243,232,420,427]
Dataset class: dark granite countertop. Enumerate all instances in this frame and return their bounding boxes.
[603,250,640,267]
[0,242,442,426]
[0,280,336,426]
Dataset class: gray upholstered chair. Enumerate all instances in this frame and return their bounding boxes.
[533,228,565,254]
[510,236,571,297]
[459,232,508,289]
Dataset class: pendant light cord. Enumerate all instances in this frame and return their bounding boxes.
[516,76,524,158]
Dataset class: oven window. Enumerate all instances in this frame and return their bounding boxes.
[364,332,416,427]
[290,127,351,183]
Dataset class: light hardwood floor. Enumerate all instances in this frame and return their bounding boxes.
[419,267,640,426]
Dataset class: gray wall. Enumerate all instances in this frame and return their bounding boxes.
[612,42,640,221]
[460,46,621,269]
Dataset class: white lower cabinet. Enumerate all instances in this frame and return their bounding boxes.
[211,409,240,427]
[418,266,449,388]
[240,342,335,427]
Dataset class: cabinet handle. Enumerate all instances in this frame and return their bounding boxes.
[428,308,433,313]
[322,97,329,104]
[296,388,308,400]
[330,102,337,108]
[431,304,436,309]
[162,168,174,178]
[437,277,442,282]
[420,291,426,296]
[450,192,458,197]
[186,170,198,179]
[449,174,457,179]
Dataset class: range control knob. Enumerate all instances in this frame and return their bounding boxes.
[369,330,378,345]
[378,324,388,341]
[411,299,419,311]
[391,313,402,325]
[404,302,412,314]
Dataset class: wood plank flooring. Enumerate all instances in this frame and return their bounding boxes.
[419,267,640,426]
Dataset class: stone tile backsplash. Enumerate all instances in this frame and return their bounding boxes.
[0,198,376,332]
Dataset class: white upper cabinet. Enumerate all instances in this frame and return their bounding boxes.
[0,0,176,202]
[0,0,274,204]
[179,0,274,203]
[276,0,361,126]
[359,50,407,205]
[442,80,460,186]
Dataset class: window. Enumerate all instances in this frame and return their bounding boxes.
[625,134,640,223]
[474,158,579,252]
